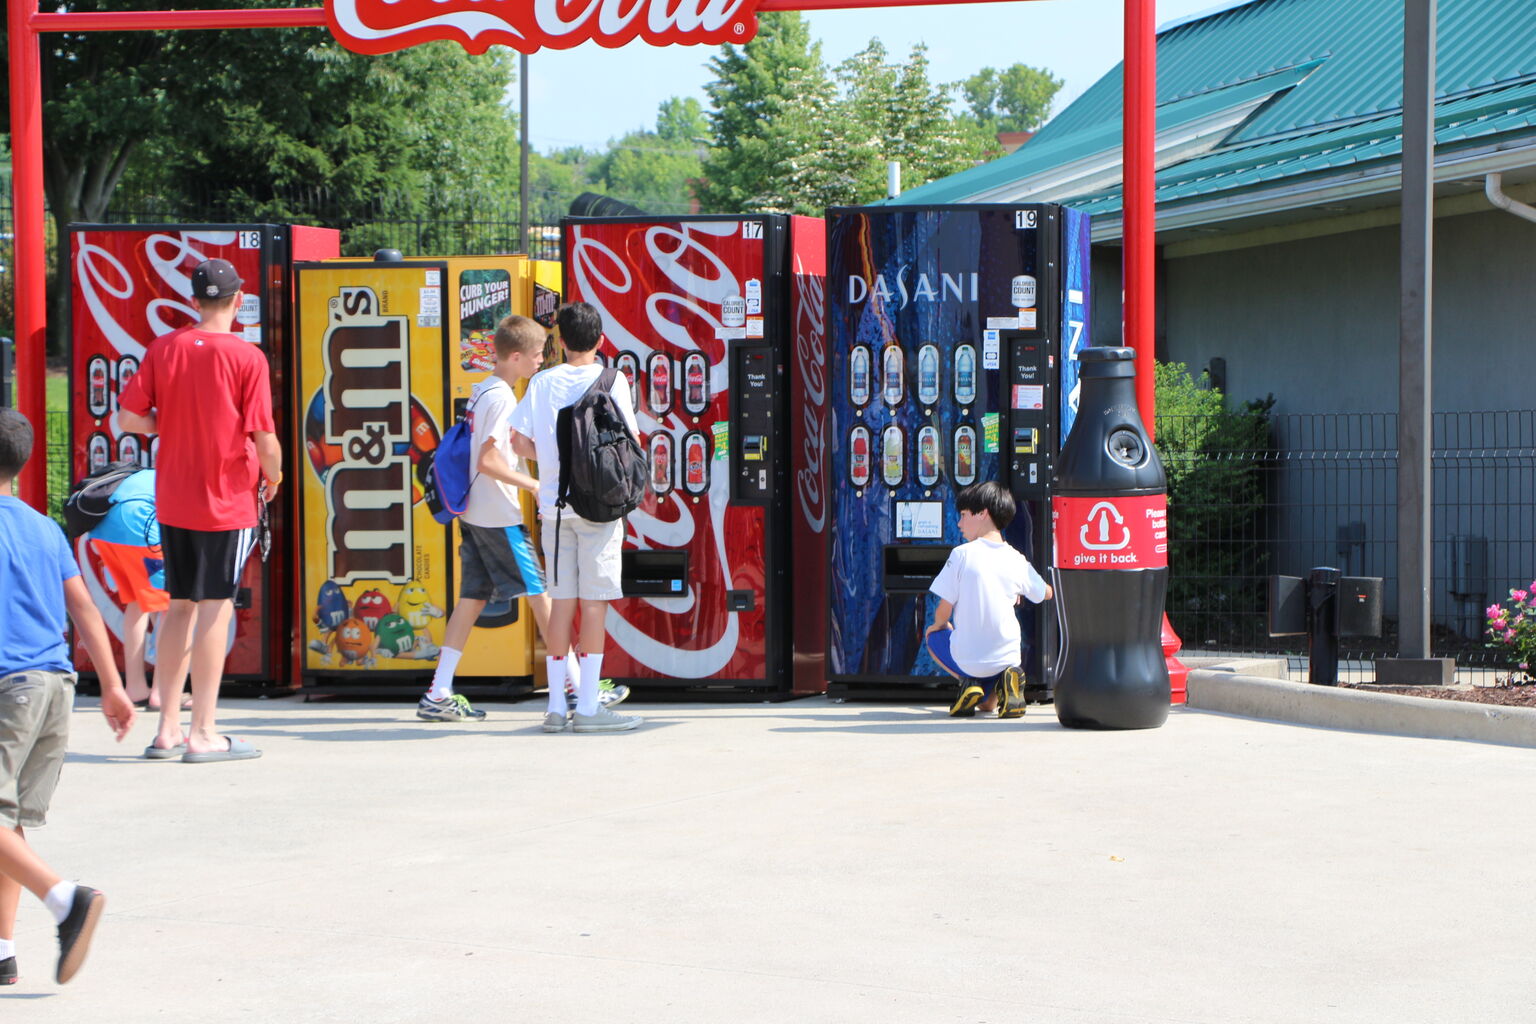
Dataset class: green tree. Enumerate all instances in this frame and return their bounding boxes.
[590,98,708,213]
[774,41,992,211]
[697,12,832,213]
[1155,360,1274,647]
[960,63,1064,133]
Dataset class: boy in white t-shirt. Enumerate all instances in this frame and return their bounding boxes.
[925,481,1053,719]
[417,316,551,721]
[509,302,643,734]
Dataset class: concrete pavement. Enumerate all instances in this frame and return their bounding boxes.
[6,695,1535,1023]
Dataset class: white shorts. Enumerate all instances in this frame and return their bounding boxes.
[540,513,624,602]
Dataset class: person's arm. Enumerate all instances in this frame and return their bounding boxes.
[119,408,157,434]
[613,373,641,440]
[253,429,282,503]
[509,430,537,461]
[926,597,955,636]
[477,438,539,493]
[63,577,135,740]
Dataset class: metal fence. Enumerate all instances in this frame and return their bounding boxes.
[1163,409,1536,674]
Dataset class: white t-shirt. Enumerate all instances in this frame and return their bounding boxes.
[929,537,1050,677]
[461,376,524,529]
[509,362,639,520]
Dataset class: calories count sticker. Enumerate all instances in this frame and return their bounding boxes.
[1052,495,1168,569]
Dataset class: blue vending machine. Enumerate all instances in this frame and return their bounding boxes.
[826,203,1091,700]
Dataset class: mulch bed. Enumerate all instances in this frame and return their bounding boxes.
[1343,681,1536,707]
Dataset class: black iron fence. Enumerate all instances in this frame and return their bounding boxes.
[1163,410,1536,670]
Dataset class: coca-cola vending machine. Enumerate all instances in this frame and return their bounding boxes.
[68,223,340,686]
[826,203,1091,700]
[562,215,827,696]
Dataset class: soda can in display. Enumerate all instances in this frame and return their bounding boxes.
[849,425,872,488]
[683,431,709,494]
[916,425,940,486]
[917,345,940,406]
[881,425,904,487]
[649,432,673,494]
[117,434,142,465]
[116,356,140,399]
[954,345,977,405]
[683,352,709,413]
[953,425,977,485]
[850,345,872,407]
[882,346,904,406]
[1011,275,1037,309]
[87,356,110,418]
[88,432,110,473]
[615,352,640,409]
[648,352,673,416]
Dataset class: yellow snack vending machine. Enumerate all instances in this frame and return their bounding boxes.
[293,255,539,694]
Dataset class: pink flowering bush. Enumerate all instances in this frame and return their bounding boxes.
[1486,582,1536,682]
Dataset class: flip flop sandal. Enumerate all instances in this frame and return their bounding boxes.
[181,737,262,764]
[143,742,188,760]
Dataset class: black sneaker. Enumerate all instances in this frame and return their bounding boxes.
[0,955,16,985]
[948,683,984,717]
[56,886,105,984]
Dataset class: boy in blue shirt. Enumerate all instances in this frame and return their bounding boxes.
[0,409,135,985]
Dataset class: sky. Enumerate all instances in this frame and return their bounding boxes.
[522,0,1238,151]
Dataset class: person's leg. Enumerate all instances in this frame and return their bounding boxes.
[977,671,1003,713]
[573,600,610,715]
[927,629,983,717]
[145,616,191,712]
[0,827,59,907]
[526,592,580,716]
[152,599,194,749]
[184,597,235,755]
[121,602,151,704]
[425,598,484,701]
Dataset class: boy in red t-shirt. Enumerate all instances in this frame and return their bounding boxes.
[119,258,281,763]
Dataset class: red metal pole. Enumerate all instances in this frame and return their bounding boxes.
[1124,0,1155,440]
[8,0,48,510]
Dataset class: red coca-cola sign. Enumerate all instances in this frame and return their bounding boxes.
[1052,494,1168,570]
[326,0,761,56]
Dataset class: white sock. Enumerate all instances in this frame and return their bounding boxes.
[546,656,568,715]
[0,937,14,959]
[427,648,463,701]
[576,653,604,716]
[43,881,77,925]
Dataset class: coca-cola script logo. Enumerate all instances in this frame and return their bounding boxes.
[326,0,760,55]
[792,255,826,536]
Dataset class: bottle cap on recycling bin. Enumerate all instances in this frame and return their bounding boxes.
[1076,346,1137,378]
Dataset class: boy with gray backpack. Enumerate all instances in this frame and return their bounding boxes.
[510,303,645,734]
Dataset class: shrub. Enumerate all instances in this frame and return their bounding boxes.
[1486,585,1536,682]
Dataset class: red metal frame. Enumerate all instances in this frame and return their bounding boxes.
[6,0,1155,511]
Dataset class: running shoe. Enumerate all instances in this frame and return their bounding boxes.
[948,683,984,717]
[416,694,487,721]
[0,955,15,985]
[56,886,104,984]
[572,706,643,733]
[997,666,1027,719]
[565,679,629,712]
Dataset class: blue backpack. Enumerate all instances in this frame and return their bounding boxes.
[422,389,488,524]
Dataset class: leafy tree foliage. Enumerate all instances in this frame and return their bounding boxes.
[588,98,708,213]
[960,64,1064,134]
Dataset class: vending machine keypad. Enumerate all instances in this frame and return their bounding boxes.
[730,345,776,504]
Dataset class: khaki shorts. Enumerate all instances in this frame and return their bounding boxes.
[540,514,624,602]
[0,670,75,828]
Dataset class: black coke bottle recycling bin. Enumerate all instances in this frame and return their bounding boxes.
[1051,347,1170,729]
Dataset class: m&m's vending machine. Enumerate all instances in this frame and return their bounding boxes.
[292,253,543,693]
[561,215,827,697]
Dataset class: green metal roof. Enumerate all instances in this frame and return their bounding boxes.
[888,0,1536,213]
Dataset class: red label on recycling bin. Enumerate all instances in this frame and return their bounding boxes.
[1052,495,1168,569]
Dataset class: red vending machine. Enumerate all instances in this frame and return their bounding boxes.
[68,223,340,687]
[561,215,826,696]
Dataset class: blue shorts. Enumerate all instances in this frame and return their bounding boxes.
[459,523,546,602]
[926,628,1004,692]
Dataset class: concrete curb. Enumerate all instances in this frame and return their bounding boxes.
[1187,668,1536,749]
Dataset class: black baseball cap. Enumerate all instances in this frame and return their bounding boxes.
[191,258,243,300]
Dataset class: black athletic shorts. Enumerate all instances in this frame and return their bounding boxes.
[160,524,258,602]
